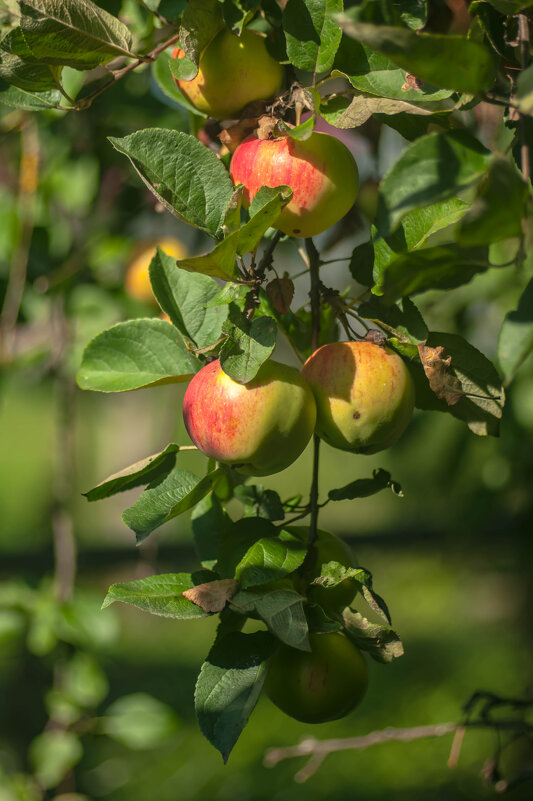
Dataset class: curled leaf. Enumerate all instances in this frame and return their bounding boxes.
[266,278,295,315]
[182,579,239,613]
[418,343,464,405]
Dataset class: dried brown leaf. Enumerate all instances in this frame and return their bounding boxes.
[418,343,464,405]
[402,73,424,92]
[182,579,239,613]
[266,277,295,314]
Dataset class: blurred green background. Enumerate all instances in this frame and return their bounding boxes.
[1,9,533,799]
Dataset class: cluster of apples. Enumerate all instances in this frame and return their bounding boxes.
[172,28,414,724]
[173,28,359,238]
[183,342,415,475]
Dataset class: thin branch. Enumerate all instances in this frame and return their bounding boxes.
[305,237,321,552]
[74,31,179,110]
[517,13,531,181]
[0,116,39,364]
[264,723,457,781]
[51,297,77,603]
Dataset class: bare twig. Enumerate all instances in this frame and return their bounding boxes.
[517,13,531,181]
[51,297,77,602]
[305,238,321,552]
[0,117,39,364]
[264,724,457,781]
[74,31,180,110]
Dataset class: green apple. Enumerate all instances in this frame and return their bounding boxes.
[302,341,415,454]
[172,29,283,119]
[182,359,316,476]
[265,632,368,723]
[230,132,359,238]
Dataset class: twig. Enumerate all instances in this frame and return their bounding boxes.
[0,116,39,364]
[264,723,457,781]
[305,238,321,552]
[74,31,180,110]
[51,297,77,603]
[517,13,531,181]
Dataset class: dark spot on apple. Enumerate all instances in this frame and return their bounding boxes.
[293,228,301,234]
[353,411,361,419]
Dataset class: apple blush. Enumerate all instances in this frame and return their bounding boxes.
[183,359,316,476]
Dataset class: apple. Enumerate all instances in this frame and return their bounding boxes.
[265,632,368,723]
[125,237,186,305]
[172,29,283,120]
[285,526,359,613]
[229,132,359,238]
[182,359,316,476]
[301,341,415,454]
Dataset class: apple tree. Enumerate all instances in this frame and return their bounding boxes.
[1,0,531,773]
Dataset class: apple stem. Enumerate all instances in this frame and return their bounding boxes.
[306,237,321,551]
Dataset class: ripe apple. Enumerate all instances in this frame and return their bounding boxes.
[172,29,283,120]
[265,632,368,723]
[125,237,186,305]
[301,341,415,454]
[182,359,316,476]
[229,132,359,238]
[285,526,359,613]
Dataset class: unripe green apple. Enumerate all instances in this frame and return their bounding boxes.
[265,632,368,723]
[182,359,316,476]
[229,132,359,238]
[301,341,415,454]
[172,29,283,119]
[285,526,359,613]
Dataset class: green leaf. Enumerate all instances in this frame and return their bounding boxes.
[62,652,108,708]
[377,244,491,302]
[152,50,205,115]
[0,79,61,107]
[372,197,470,284]
[312,562,391,623]
[102,573,209,618]
[103,693,180,750]
[76,318,201,392]
[349,240,374,287]
[232,583,309,650]
[84,444,180,501]
[516,62,533,117]
[283,0,343,74]
[176,0,223,80]
[19,0,136,69]
[320,92,435,128]
[486,0,532,13]
[149,248,229,348]
[0,51,58,91]
[337,18,497,94]
[238,186,292,254]
[342,608,404,663]
[122,467,221,542]
[195,631,275,762]
[375,131,491,238]
[498,278,533,384]
[233,485,285,521]
[217,518,278,578]
[415,331,504,436]
[457,158,529,246]
[192,493,230,569]
[328,468,403,500]
[235,533,307,588]
[358,296,428,345]
[109,129,234,239]
[332,35,453,102]
[30,730,83,789]
[219,305,277,384]
[175,233,240,281]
